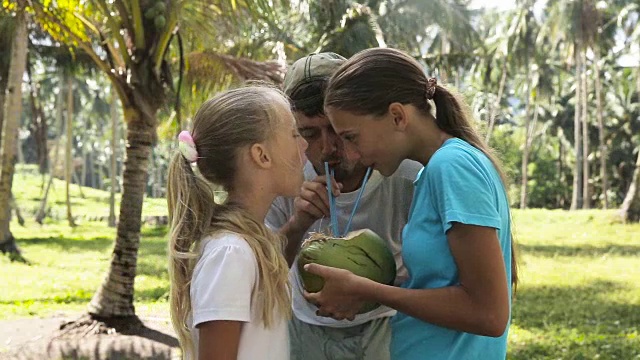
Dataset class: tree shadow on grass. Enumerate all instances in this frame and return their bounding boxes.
[518,243,640,257]
[18,237,113,253]
[9,328,179,360]
[136,286,169,303]
[509,280,640,359]
[15,226,167,257]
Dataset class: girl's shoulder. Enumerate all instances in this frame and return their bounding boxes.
[193,231,258,278]
[200,231,253,256]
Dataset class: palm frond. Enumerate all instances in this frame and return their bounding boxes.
[186,51,284,86]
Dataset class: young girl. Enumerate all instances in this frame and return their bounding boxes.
[167,86,308,360]
[303,48,518,359]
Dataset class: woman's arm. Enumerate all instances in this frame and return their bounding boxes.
[305,223,510,337]
[197,320,242,360]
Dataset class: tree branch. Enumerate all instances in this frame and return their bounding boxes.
[30,1,130,109]
[92,0,132,65]
[130,0,146,50]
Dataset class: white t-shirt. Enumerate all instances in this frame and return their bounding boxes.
[266,160,421,327]
[189,231,289,360]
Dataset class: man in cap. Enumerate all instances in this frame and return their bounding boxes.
[266,52,421,360]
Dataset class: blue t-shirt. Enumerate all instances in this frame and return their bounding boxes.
[391,138,512,360]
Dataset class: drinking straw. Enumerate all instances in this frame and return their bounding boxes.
[342,167,372,236]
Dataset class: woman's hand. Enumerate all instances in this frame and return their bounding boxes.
[302,263,369,321]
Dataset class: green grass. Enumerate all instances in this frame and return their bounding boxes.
[12,164,167,220]
[2,166,169,319]
[0,221,170,319]
[508,209,640,359]
[1,204,639,359]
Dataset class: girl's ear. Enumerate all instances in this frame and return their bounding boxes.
[388,102,408,131]
[249,143,273,169]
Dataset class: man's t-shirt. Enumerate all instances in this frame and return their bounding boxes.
[266,160,421,327]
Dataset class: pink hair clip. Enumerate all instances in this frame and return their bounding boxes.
[178,131,198,163]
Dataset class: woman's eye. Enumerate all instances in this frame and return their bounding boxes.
[343,134,357,143]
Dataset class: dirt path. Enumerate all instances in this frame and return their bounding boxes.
[0,312,180,360]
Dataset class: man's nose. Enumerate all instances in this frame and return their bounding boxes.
[321,131,338,156]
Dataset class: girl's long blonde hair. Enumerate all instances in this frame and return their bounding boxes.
[167,86,291,359]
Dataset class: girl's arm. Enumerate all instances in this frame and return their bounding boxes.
[305,223,510,337]
[197,320,242,360]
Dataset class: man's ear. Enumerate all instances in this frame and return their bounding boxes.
[249,143,272,169]
[388,102,408,131]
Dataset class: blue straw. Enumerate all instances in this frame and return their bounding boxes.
[342,167,372,236]
[330,169,337,235]
[324,163,372,238]
[324,162,338,236]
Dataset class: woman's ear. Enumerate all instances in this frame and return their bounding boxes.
[249,143,273,169]
[388,102,408,131]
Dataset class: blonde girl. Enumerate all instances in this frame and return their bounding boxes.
[167,86,307,360]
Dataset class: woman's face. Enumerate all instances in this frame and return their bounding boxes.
[325,107,404,177]
[268,100,308,197]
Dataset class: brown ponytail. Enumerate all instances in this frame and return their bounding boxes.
[324,47,518,290]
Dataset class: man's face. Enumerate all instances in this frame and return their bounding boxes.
[294,111,361,182]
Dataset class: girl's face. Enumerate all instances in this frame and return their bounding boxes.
[325,107,405,177]
[269,100,308,197]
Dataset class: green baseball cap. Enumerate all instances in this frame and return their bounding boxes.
[282,52,347,96]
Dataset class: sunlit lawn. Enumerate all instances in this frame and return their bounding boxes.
[508,209,640,359]
[0,221,170,320]
[1,200,638,359]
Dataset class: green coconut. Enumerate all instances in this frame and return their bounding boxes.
[298,229,397,314]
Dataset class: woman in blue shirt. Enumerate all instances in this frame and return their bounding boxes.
[303,47,518,360]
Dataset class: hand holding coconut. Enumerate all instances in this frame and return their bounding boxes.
[298,227,397,319]
[303,263,371,321]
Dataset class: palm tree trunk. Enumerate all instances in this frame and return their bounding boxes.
[27,60,48,175]
[581,50,590,209]
[620,61,640,222]
[0,80,5,150]
[558,128,565,208]
[65,75,76,227]
[87,106,155,327]
[108,94,118,227]
[440,32,449,83]
[520,28,533,210]
[620,147,640,222]
[35,73,66,224]
[486,69,508,145]
[10,194,24,226]
[571,42,583,210]
[81,143,87,187]
[0,5,28,255]
[36,136,60,224]
[594,50,608,209]
[520,69,531,208]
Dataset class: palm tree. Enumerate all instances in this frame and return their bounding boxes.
[618,3,640,221]
[108,91,118,227]
[481,6,527,145]
[30,0,288,332]
[542,0,599,210]
[0,0,28,260]
[63,70,77,227]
